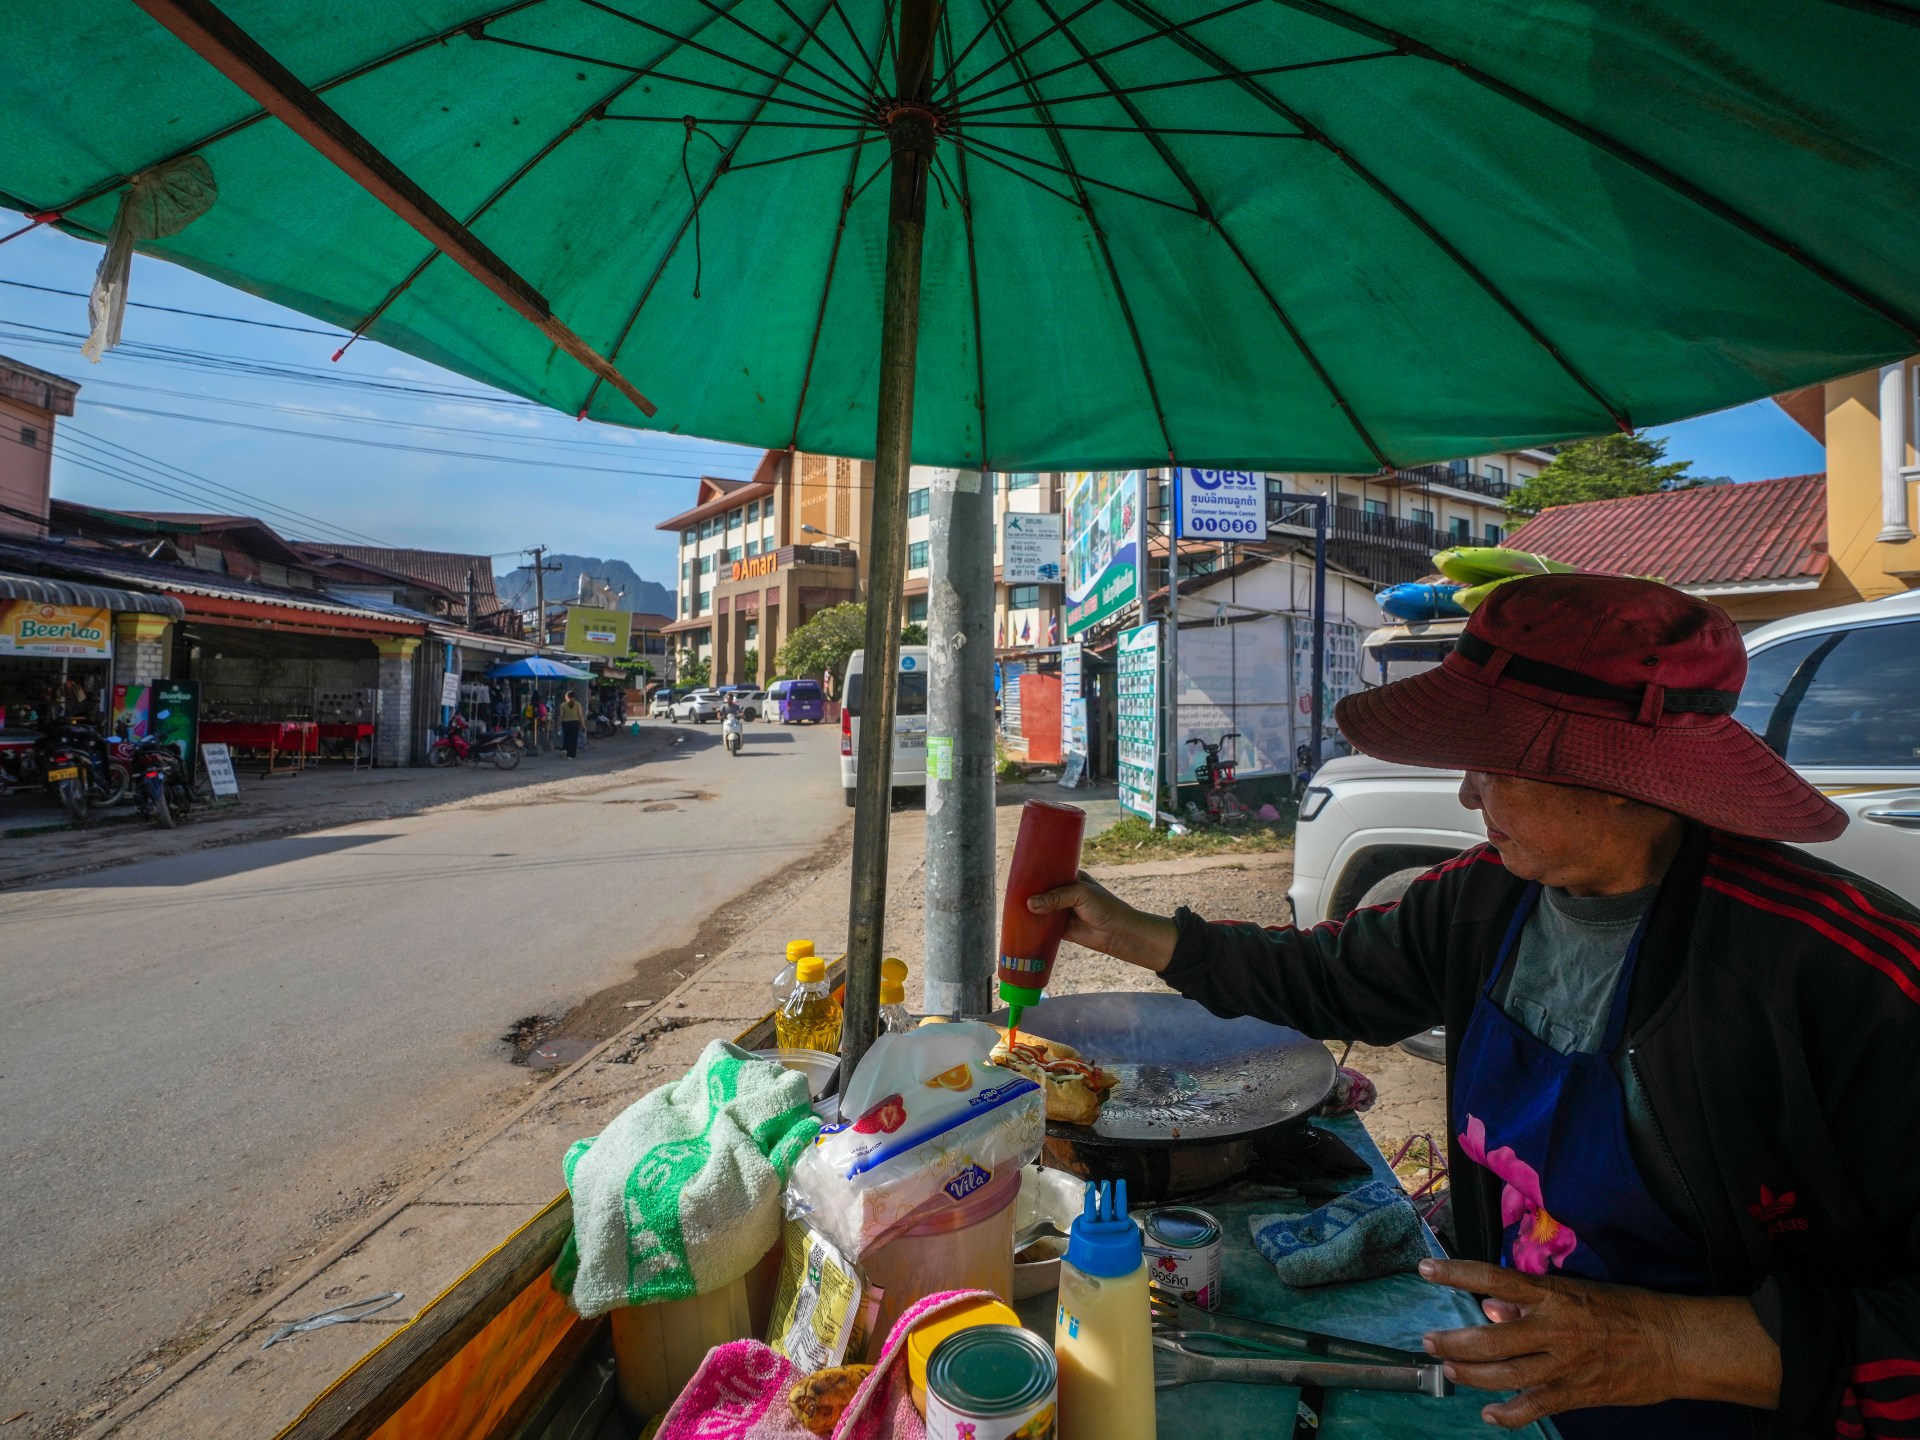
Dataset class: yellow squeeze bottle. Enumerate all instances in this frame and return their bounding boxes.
[1054,1179,1154,1440]
[774,953,841,1052]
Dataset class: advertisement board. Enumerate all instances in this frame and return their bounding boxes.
[1175,469,1267,542]
[201,743,241,797]
[0,601,112,658]
[1116,622,1160,820]
[111,682,152,741]
[1060,643,1085,756]
[152,678,201,768]
[1063,470,1143,638]
[1001,511,1063,586]
[562,605,630,657]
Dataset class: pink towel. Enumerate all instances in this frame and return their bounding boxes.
[652,1289,997,1440]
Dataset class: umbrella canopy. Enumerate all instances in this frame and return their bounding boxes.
[488,656,595,679]
[6,2,1920,472]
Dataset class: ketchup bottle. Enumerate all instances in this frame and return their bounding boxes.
[998,800,1087,1037]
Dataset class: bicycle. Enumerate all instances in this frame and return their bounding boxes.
[1185,732,1253,827]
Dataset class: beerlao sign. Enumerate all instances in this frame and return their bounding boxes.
[731,553,778,582]
[0,601,113,658]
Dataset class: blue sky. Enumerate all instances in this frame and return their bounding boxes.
[1,213,1825,587]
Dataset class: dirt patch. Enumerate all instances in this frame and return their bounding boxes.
[500,1013,563,1062]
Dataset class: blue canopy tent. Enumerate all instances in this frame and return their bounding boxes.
[487,657,594,681]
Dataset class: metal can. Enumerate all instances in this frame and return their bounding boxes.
[924,1324,1057,1440]
[1142,1206,1223,1311]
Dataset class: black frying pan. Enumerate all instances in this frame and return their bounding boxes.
[991,992,1337,1201]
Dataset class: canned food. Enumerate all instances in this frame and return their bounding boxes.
[1142,1206,1223,1311]
[924,1324,1057,1440]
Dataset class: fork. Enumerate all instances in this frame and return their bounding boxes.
[1152,1334,1452,1397]
[1148,1285,1432,1369]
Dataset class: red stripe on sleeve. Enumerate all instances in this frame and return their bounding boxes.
[1709,853,1920,986]
[1701,876,1920,1006]
[1854,1360,1920,1384]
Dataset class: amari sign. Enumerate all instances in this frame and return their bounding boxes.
[0,601,112,657]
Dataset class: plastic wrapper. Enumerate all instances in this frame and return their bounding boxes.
[785,1022,1043,1259]
[766,1219,867,1372]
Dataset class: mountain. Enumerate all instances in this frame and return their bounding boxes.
[495,556,672,616]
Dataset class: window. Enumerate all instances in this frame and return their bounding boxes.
[1411,508,1434,528]
[1486,463,1505,484]
[1447,459,1471,478]
[907,540,929,571]
[1006,472,1039,490]
[1485,522,1504,544]
[1736,621,1920,767]
[701,517,717,540]
[728,508,743,529]
[19,425,36,448]
[909,487,930,517]
[844,668,928,718]
[746,500,759,522]
[682,529,696,548]
[681,559,691,579]
[697,589,711,611]
[745,539,759,557]
[699,554,714,574]
[1008,584,1040,610]
[1449,517,1471,541]
[1363,498,1388,517]
[907,595,929,624]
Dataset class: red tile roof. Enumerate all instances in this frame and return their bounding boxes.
[301,545,500,601]
[1505,475,1828,589]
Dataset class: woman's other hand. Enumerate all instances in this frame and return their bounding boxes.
[1027,871,1179,973]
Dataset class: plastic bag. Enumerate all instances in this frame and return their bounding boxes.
[785,1023,1043,1259]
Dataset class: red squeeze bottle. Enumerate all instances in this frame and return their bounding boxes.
[999,799,1087,1042]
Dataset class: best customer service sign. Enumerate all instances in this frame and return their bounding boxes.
[0,602,112,657]
[1175,469,1267,542]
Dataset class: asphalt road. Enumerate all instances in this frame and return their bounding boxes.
[0,719,846,1430]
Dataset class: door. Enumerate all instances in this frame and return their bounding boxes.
[1735,616,1920,903]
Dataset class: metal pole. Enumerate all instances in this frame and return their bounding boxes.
[924,466,996,1017]
[1311,498,1327,771]
[842,0,937,1080]
[1164,468,1179,829]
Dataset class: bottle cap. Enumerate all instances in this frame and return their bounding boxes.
[786,939,816,964]
[794,955,825,984]
[1065,1179,1142,1279]
[905,1299,1022,1401]
[998,977,1043,1010]
[880,957,908,983]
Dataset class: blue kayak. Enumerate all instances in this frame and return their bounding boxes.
[1377,582,1469,622]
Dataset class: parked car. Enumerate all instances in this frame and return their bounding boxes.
[840,647,929,808]
[647,688,684,719]
[672,689,724,723]
[1289,590,1920,1056]
[768,677,826,724]
[719,687,768,720]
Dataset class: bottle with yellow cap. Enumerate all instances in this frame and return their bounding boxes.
[772,938,815,1010]
[878,957,914,1035]
[775,950,842,1052]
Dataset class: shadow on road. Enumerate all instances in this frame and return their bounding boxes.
[51,832,398,890]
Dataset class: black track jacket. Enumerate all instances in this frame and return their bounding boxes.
[1159,827,1920,1439]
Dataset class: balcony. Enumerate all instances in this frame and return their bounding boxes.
[1370,463,1514,501]
[779,543,858,568]
[1324,507,1446,586]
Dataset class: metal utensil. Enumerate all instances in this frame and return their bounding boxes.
[1152,1334,1451,1398]
[1148,1286,1431,1369]
[1013,1217,1069,1253]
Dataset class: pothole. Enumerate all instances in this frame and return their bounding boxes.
[501,1013,561,1062]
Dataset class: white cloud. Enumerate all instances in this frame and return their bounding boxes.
[430,402,544,431]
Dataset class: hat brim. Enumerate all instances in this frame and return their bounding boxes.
[1334,665,1848,844]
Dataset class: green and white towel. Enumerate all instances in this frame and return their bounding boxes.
[554,1040,821,1316]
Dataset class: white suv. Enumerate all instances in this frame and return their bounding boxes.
[1291,590,1920,930]
[671,689,723,723]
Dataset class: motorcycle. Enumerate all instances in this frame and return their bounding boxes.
[722,711,744,757]
[36,717,129,822]
[130,733,193,828]
[589,710,617,738]
[428,713,523,770]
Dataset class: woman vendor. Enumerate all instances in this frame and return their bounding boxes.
[1032,575,1919,1439]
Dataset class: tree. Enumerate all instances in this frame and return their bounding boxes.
[1504,432,1693,518]
[776,603,927,687]
[677,651,711,687]
[741,647,759,681]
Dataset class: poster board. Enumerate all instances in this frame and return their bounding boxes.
[1060,643,1085,756]
[0,601,112,657]
[562,606,630,656]
[1175,468,1267,542]
[1116,621,1160,820]
[1001,511,1064,585]
[152,678,200,767]
[439,670,461,709]
[200,743,241,797]
[1063,470,1143,638]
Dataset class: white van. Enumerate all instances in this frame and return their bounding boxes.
[840,646,929,808]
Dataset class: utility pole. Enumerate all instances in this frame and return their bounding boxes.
[522,545,561,650]
[464,565,476,630]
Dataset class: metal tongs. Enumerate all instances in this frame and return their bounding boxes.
[1148,1285,1451,1397]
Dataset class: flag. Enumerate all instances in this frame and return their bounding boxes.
[1020,617,1032,642]
[1047,611,1059,645]
[996,618,1006,648]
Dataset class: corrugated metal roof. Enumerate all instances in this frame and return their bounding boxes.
[304,545,498,600]
[0,570,183,617]
[1505,475,1828,588]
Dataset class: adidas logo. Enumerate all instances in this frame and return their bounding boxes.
[1748,1185,1809,1236]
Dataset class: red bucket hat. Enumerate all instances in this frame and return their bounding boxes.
[1334,574,1847,843]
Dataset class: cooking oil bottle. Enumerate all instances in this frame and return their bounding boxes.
[775,952,841,1052]
[878,957,914,1034]
[772,938,815,1010]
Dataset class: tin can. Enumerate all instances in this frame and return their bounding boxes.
[1142,1206,1223,1311]
[924,1324,1057,1440]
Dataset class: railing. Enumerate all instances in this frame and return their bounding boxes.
[1324,508,1447,586]
[1379,463,1514,500]
[780,544,858,568]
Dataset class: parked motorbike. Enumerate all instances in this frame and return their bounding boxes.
[589,710,617,738]
[130,733,194,828]
[428,714,523,770]
[36,717,129,822]
[722,711,744,758]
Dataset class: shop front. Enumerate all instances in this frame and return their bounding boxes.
[0,572,182,732]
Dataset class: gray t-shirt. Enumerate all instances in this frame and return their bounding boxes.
[1498,884,1659,1054]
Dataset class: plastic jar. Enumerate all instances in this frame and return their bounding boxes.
[858,1165,1019,1358]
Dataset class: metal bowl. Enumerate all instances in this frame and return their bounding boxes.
[1012,1164,1084,1299]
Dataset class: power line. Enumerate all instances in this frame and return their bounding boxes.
[0,276,348,336]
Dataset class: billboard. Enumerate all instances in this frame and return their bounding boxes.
[1116,622,1159,819]
[1001,511,1063,586]
[0,601,112,657]
[562,605,630,657]
[1175,469,1267,542]
[1063,469,1143,638]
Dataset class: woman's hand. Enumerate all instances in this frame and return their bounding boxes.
[1419,1259,1780,1427]
[1026,872,1179,973]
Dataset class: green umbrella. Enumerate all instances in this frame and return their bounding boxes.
[5,0,1920,1067]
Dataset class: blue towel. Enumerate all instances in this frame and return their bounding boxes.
[1250,1179,1428,1287]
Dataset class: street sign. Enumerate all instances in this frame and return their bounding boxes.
[1176,468,1267,542]
[200,743,240,797]
[1117,622,1159,820]
[1002,511,1063,585]
[439,670,461,709]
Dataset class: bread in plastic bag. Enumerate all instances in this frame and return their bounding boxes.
[785,1022,1043,1259]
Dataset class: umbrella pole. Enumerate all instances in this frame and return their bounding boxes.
[842,0,938,1082]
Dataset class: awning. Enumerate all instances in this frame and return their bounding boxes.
[0,570,183,619]
[487,656,594,680]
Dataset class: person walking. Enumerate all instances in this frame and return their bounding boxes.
[559,691,584,760]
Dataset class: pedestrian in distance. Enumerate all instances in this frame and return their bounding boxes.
[559,692,584,759]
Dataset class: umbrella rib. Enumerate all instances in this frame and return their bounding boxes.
[577,0,845,417]
[679,0,872,109]
[935,137,1084,210]
[1265,0,1920,347]
[25,0,554,226]
[1029,0,1391,467]
[938,0,1021,104]
[941,0,990,463]
[765,0,878,97]
[725,133,879,173]
[980,4,1178,462]
[1115,0,1632,433]
[1823,0,1920,26]
[954,48,1395,119]
[946,0,1258,108]
[961,121,1309,137]
[944,0,1112,107]
[825,0,877,76]
[944,131,1199,216]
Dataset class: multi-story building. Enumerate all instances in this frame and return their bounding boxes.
[0,355,79,539]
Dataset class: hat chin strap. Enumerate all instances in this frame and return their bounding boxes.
[1454,632,1737,723]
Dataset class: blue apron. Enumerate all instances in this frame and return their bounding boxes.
[1452,884,1752,1439]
